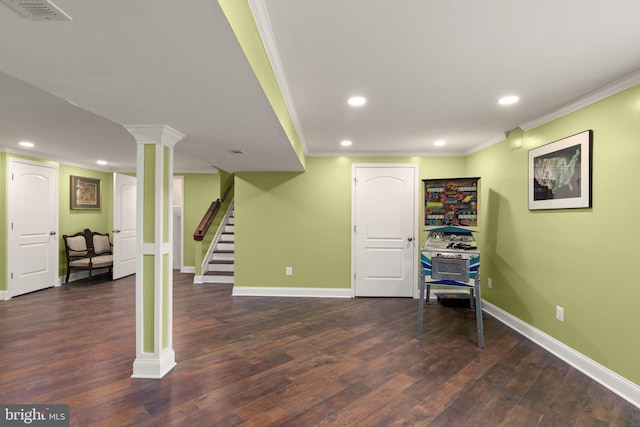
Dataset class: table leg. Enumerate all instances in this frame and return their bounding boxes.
[417,275,425,339]
[474,276,484,348]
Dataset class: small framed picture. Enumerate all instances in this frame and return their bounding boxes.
[528,130,592,210]
[71,175,102,209]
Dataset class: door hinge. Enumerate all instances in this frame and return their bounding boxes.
[353,177,358,185]
[11,272,13,279]
[353,225,357,233]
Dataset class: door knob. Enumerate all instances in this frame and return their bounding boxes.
[408,237,413,242]
[50,231,56,236]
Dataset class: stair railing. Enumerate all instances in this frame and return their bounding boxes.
[193,201,220,241]
[193,178,234,241]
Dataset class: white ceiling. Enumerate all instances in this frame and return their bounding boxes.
[1,0,639,173]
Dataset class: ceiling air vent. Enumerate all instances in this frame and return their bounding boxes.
[227,149,246,155]
[1,0,72,21]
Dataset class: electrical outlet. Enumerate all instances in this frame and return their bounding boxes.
[487,278,492,289]
[556,305,564,322]
[286,267,293,276]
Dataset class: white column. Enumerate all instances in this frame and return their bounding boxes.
[125,124,185,379]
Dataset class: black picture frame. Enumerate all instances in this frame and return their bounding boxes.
[528,130,592,210]
[71,175,102,210]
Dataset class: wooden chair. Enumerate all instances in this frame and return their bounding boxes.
[62,229,113,284]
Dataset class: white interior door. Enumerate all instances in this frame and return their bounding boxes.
[8,159,58,297]
[113,173,137,279]
[172,176,183,270]
[353,165,417,297]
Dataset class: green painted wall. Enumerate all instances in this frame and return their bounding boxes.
[234,156,465,288]
[178,173,220,268]
[233,85,640,387]
[466,84,640,385]
[0,154,111,285]
[0,151,216,286]
[58,165,112,276]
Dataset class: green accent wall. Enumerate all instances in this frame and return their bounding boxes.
[143,145,155,244]
[233,84,640,387]
[0,149,216,289]
[163,147,170,243]
[466,84,640,385]
[0,154,112,285]
[58,165,112,276]
[234,156,465,288]
[143,255,154,353]
[163,253,169,349]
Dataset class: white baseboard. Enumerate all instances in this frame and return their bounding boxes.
[482,300,640,409]
[181,266,195,274]
[232,286,352,298]
[0,290,9,301]
[193,275,203,284]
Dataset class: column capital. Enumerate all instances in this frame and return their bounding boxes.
[124,124,185,148]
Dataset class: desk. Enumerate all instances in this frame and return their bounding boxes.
[417,245,484,348]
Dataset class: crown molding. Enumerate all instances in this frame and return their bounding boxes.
[520,69,640,131]
[307,149,465,158]
[248,0,309,154]
[463,133,507,156]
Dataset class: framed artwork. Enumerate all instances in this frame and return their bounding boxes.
[71,175,102,209]
[528,130,592,210]
[423,177,480,230]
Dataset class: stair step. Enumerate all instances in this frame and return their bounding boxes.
[202,207,235,282]
[207,261,234,272]
[205,270,233,276]
[216,242,234,251]
[212,251,234,261]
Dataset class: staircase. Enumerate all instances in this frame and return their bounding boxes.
[203,210,234,284]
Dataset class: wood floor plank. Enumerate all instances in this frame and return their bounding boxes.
[1,272,638,426]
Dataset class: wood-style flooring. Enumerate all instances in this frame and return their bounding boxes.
[0,272,638,426]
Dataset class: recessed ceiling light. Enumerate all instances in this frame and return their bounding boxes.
[19,141,34,148]
[498,95,519,105]
[347,96,366,107]
[97,160,107,165]
[340,140,353,147]
[434,140,446,146]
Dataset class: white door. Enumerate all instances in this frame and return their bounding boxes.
[113,173,137,279]
[8,159,58,297]
[172,176,183,270]
[353,165,417,297]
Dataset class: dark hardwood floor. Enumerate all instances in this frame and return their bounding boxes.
[1,273,638,426]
